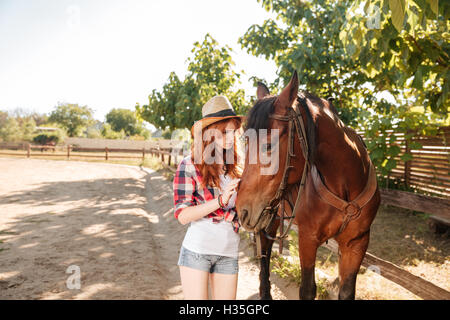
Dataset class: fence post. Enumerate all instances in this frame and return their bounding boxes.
[142,148,145,161]
[168,148,172,166]
[105,147,108,160]
[27,143,30,158]
[404,138,411,188]
[67,144,71,159]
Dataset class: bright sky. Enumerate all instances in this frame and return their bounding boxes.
[0,0,278,123]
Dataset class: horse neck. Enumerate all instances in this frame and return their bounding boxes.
[311,112,369,199]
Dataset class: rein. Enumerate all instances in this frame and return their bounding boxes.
[254,95,310,259]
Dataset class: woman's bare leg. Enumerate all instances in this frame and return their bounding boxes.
[209,272,238,300]
[179,266,209,299]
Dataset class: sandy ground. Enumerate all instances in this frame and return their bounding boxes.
[0,158,292,300]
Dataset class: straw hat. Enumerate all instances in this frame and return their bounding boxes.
[191,95,244,136]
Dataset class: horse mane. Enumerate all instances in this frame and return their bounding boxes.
[245,96,277,132]
[245,93,317,165]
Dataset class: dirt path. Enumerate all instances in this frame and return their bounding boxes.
[0,158,291,299]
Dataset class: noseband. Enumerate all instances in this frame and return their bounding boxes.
[253,95,310,258]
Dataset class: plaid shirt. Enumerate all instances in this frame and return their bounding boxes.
[173,154,240,233]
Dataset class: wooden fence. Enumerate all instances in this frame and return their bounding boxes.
[0,142,184,167]
[358,126,450,199]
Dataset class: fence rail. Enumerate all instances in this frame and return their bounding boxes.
[321,237,450,300]
[0,143,184,167]
[358,126,450,199]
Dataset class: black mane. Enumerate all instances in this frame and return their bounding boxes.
[245,96,277,132]
[244,93,317,165]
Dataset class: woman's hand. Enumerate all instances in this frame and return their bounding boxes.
[221,178,240,206]
[178,178,240,225]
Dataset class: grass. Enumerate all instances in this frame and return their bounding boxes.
[270,230,329,299]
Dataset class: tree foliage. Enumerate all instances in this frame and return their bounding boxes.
[239,0,365,125]
[48,103,94,137]
[33,133,60,145]
[0,110,37,142]
[340,0,449,114]
[101,123,126,140]
[239,0,448,178]
[105,108,148,137]
[136,34,249,132]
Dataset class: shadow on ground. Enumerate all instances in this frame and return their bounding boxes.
[0,164,185,299]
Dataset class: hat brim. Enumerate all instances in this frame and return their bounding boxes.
[191,115,245,137]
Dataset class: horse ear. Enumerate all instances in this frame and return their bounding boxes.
[276,71,298,109]
[256,82,270,100]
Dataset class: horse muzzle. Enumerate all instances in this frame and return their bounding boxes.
[238,206,275,233]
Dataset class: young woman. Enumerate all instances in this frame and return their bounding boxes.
[173,95,243,300]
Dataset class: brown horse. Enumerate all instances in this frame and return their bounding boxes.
[235,71,380,300]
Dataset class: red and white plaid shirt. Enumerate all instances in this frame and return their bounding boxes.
[173,154,240,233]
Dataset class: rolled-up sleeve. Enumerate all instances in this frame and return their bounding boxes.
[173,158,196,219]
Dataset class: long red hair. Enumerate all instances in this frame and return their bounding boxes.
[191,117,243,190]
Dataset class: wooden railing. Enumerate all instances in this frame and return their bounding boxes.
[358,126,450,199]
[0,143,184,168]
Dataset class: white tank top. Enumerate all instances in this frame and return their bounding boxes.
[181,173,240,258]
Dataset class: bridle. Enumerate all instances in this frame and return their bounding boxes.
[253,95,311,259]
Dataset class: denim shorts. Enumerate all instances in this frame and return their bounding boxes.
[177,246,239,274]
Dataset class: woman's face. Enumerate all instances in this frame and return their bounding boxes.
[214,121,239,151]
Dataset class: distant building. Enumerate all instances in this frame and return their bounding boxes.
[34,126,59,132]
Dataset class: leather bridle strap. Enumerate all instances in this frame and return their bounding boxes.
[311,160,378,235]
[254,98,310,258]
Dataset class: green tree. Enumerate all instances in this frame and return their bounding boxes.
[137,34,249,132]
[20,117,36,141]
[105,108,148,137]
[101,123,126,139]
[340,0,449,115]
[48,103,94,137]
[30,112,49,126]
[239,0,365,125]
[239,0,448,182]
[0,116,21,142]
[0,111,36,142]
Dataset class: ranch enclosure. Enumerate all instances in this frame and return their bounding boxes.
[0,157,448,300]
[0,158,291,300]
[0,128,449,299]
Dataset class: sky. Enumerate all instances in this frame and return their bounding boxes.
[0,0,278,124]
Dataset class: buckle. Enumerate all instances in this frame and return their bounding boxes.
[344,202,361,217]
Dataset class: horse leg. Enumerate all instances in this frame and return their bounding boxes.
[298,236,319,300]
[337,229,370,300]
[257,218,279,300]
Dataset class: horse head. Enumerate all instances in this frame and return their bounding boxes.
[236,71,312,232]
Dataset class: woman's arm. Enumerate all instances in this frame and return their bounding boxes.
[177,198,221,225]
[177,178,240,225]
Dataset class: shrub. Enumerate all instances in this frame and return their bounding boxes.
[32,133,60,145]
